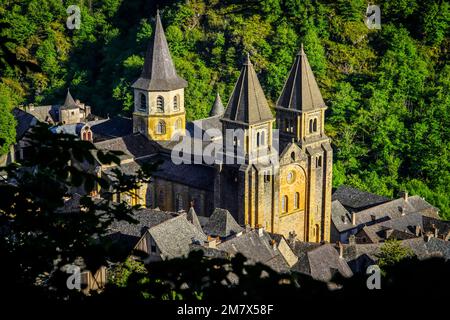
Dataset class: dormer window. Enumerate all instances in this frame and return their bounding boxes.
[157,96,164,112]
[139,93,147,111]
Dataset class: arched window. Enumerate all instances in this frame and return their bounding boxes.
[87,131,92,141]
[82,132,87,140]
[261,131,265,145]
[315,224,320,242]
[139,93,147,111]
[173,95,179,110]
[176,193,183,211]
[256,132,260,147]
[282,195,288,213]
[309,119,313,133]
[291,151,295,161]
[285,119,289,132]
[316,156,322,168]
[294,192,300,209]
[156,120,166,134]
[157,96,164,112]
[313,118,318,132]
[175,118,182,130]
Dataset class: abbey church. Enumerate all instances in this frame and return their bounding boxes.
[120,11,332,243]
[10,11,332,243]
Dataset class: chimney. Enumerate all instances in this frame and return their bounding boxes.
[206,236,217,249]
[401,191,408,201]
[433,225,439,238]
[351,212,356,226]
[256,224,264,237]
[348,235,356,245]
[271,239,277,250]
[415,225,421,237]
[338,241,344,258]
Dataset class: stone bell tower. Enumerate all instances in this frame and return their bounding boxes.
[276,45,332,242]
[131,10,187,141]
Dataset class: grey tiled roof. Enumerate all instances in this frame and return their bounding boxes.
[186,116,223,141]
[291,242,353,282]
[276,45,326,112]
[150,154,216,191]
[89,116,133,142]
[209,92,225,117]
[187,207,203,233]
[354,196,438,227]
[332,185,390,212]
[357,212,424,243]
[107,208,177,252]
[331,200,353,232]
[222,55,273,125]
[94,133,158,161]
[132,11,187,91]
[108,208,177,238]
[13,108,37,140]
[50,123,85,136]
[189,244,230,259]
[422,216,450,238]
[149,214,207,259]
[217,229,290,272]
[203,208,244,238]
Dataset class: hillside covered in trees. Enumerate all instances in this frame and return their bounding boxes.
[0,0,449,218]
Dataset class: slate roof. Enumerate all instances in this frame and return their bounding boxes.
[189,244,230,259]
[331,200,353,232]
[89,116,133,142]
[422,216,450,238]
[355,212,424,243]
[210,92,225,117]
[332,185,390,212]
[148,214,207,259]
[13,108,37,140]
[276,45,326,112]
[291,242,353,282]
[60,89,79,110]
[186,116,223,141]
[50,123,85,136]
[150,154,216,191]
[222,55,273,125]
[203,208,244,238]
[187,206,203,233]
[132,10,187,91]
[107,208,178,252]
[217,229,290,272]
[354,196,439,227]
[94,133,158,161]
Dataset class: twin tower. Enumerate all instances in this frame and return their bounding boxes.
[132,11,332,243]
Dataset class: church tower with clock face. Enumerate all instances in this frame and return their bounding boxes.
[274,45,332,243]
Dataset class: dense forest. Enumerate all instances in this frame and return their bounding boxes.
[0,0,449,218]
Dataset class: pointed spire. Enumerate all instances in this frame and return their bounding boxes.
[132,10,187,91]
[61,89,78,109]
[222,54,273,124]
[209,92,225,117]
[277,45,325,111]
